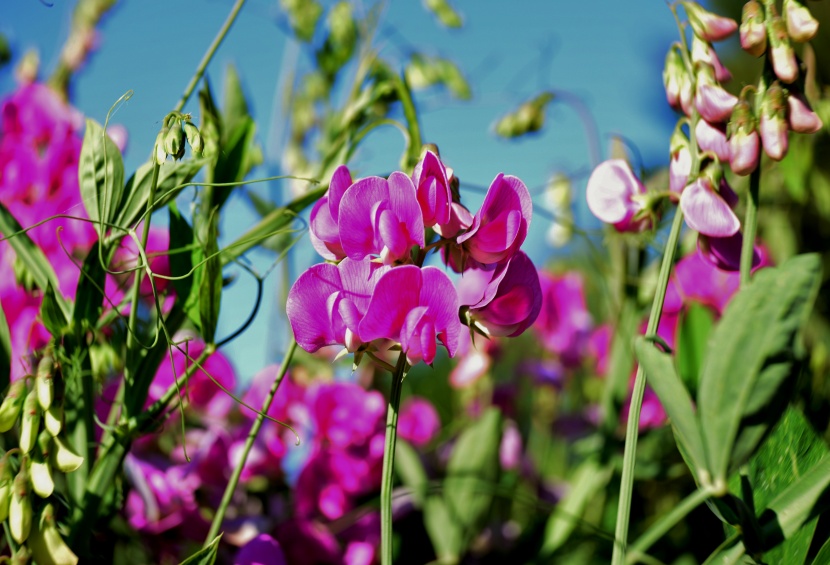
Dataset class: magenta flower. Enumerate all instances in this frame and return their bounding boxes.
[681,1,738,42]
[698,231,765,272]
[670,145,692,196]
[534,271,593,368]
[359,266,461,365]
[411,150,452,228]
[398,396,441,447]
[695,66,738,123]
[309,382,386,450]
[457,251,542,338]
[585,159,649,232]
[286,258,390,353]
[457,173,532,264]
[679,176,740,237]
[338,173,425,264]
[499,420,522,471]
[309,165,352,261]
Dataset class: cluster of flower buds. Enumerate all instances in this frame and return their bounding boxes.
[287,148,542,368]
[153,111,204,165]
[741,0,818,82]
[0,355,84,562]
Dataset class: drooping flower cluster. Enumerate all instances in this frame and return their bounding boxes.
[288,150,542,367]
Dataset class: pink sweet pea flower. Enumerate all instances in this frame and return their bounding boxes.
[694,65,738,123]
[691,35,732,83]
[585,159,649,232]
[338,173,425,264]
[695,119,731,162]
[398,396,441,447]
[457,173,532,265]
[286,258,390,354]
[679,176,740,237]
[681,1,738,42]
[457,251,542,338]
[309,382,386,450]
[309,165,352,261]
[234,534,287,565]
[740,1,767,57]
[534,271,593,368]
[499,420,523,470]
[787,91,823,134]
[412,150,452,228]
[359,265,461,365]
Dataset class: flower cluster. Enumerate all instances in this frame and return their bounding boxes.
[288,150,542,367]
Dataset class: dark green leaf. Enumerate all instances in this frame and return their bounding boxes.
[810,533,830,565]
[634,337,708,479]
[698,254,822,486]
[73,240,106,332]
[211,117,258,209]
[79,119,124,237]
[179,534,221,565]
[168,203,201,332]
[40,284,70,337]
[676,303,714,396]
[198,208,222,345]
[222,64,249,137]
[423,0,463,27]
[395,439,428,508]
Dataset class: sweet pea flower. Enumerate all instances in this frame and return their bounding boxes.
[698,231,765,272]
[585,159,649,232]
[785,0,818,42]
[457,251,542,338]
[359,266,461,365]
[663,45,690,112]
[412,150,452,227]
[728,99,760,176]
[691,35,731,83]
[694,64,738,123]
[534,271,593,368]
[769,17,799,83]
[457,173,532,265]
[286,258,390,354]
[680,175,740,238]
[309,382,386,450]
[398,396,441,447]
[309,165,352,261]
[740,1,767,57]
[338,172,425,264]
[681,1,738,42]
[760,82,789,160]
[788,91,823,134]
[695,118,731,162]
[500,420,523,471]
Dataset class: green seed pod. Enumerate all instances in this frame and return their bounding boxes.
[10,465,32,544]
[36,355,54,411]
[44,404,63,437]
[19,388,40,453]
[153,130,167,165]
[183,121,204,154]
[0,380,28,433]
[51,436,83,473]
[30,431,54,498]
[29,503,79,565]
[163,121,185,160]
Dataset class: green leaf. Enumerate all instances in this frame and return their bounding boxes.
[280,0,323,41]
[315,2,357,77]
[634,337,708,479]
[810,533,830,565]
[168,203,201,331]
[423,495,462,563]
[79,118,125,237]
[541,457,613,554]
[444,408,501,546]
[676,303,714,396]
[198,208,222,345]
[40,282,70,337]
[395,439,428,508]
[211,117,259,209]
[423,0,463,27]
[779,134,813,204]
[73,241,106,332]
[697,254,822,487]
[222,64,249,137]
[0,295,12,388]
[179,534,222,565]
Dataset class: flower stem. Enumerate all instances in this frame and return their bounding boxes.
[611,208,685,565]
[380,352,409,565]
[203,339,297,546]
[740,166,761,285]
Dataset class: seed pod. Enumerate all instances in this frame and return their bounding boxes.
[19,388,40,454]
[51,436,83,473]
[30,431,54,498]
[0,380,28,433]
[44,404,63,437]
[183,121,204,154]
[36,355,54,411]
[10,465,32,543]
[29,503,79,565]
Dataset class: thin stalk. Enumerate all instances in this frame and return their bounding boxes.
[173,0,247,113]
[203,340,297,545]
[380,352,409,565]
[611,209,685,565]
[626,487,712,563]
[740,166,761,285]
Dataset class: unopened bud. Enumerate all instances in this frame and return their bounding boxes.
[681,1,738,42]
[183,121,204,154]
[35,355,54,411]
[760,82,789,160]
[0,380,28,433]
[10,545,30,565]
[44,404,63,437]
[691,35,731,82]
[788,90,824,134]
[10,466,32,543]
[19,389,40,454]
[153,130,167,165]
[29,503,79,565]
[728,100,760,175]
[696,118,731,162]
[0,459,12,523]
[51,436,84,473]
[29,459,53,499]
[695,64,738,123]
[769,17,799,83]
[663,46,688,111]
[740,1,767,57]
[785,0,818,42]
[669,129,692,196]
[163,122,185,160]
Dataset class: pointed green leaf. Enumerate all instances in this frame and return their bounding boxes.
[698,254,822,486]
[73,241,106,331]
[40,282,70,337]
[676,303,714,396]
[198,208,222,345]
[79,119,124,236]
[810,533,830,565]
[168,203,201,331]
[635,337,708,479]
[222,64,249,137]
[211,117,258,209]
[179,533,221,565]
[395,439,428,508]
[423,495,462,563]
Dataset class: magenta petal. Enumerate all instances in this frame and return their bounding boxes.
[413,150,452,226]
[287,264,343,352]
[465,209,522,264]
[309,196,345,261]
[328,165,353,220]
[695,84,738,123]
[680,179,740,237]
[695,119,731,162]
[387,171,425,248]
[457,260,507,308]
[338,258,389,313]
[471,252,541,338]
[234,534,287,565]
[359,266,422,342]
[419,267,461,358]
[698,232,761,272]
[340,176,388,260]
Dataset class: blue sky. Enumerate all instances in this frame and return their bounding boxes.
[2,0,690,377]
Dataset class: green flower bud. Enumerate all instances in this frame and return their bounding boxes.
[0,380,28,433]
[163,122,185,160]
[10,466,32,544]
[19,388,40,454]
[29,503,79,565]
[51,436,84,473]
[153,130,167,165]
[44,404,63,437]
[183,121,204,154]
[36,355,54,411]
[30,431,54,498]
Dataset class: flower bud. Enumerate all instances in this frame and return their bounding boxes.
[681,1,738,42]
[760,82,789,160]
[785,0,818,42]
[728,100,760,175]
[669,133,692,196]
[183,121,204,154]
[163,122,185,160]
[769,16,799,83]
[740,1,767,57]
[0,380,28,433]
[153,130,167,165]
[29,503,79,565]
[788,90,824,134]
[51,435,84,473]
[695,64,738,123]
[35,355,54,411]
[663,46,688,110]
[691,35,731,82]
[30,431,54,499]
[696,118,731,162]
[44,404,63,437]
[10,466,32,544]
[19,389,40,454]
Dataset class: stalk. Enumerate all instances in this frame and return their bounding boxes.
[380,352,409,565]
[739,166,761,285]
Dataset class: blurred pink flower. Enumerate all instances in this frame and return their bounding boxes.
[585,159,649,232]
[398,396,441,447]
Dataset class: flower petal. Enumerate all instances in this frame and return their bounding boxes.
[680,179,740,237]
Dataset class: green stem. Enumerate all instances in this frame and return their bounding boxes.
[626,487,712,563]
[173,0,247,113]
[740,166,761,285]
[611,208,685,565]
[203,340,297,545]
[380,352,408,565]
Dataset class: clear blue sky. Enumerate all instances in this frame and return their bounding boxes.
[2,0,696,378]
